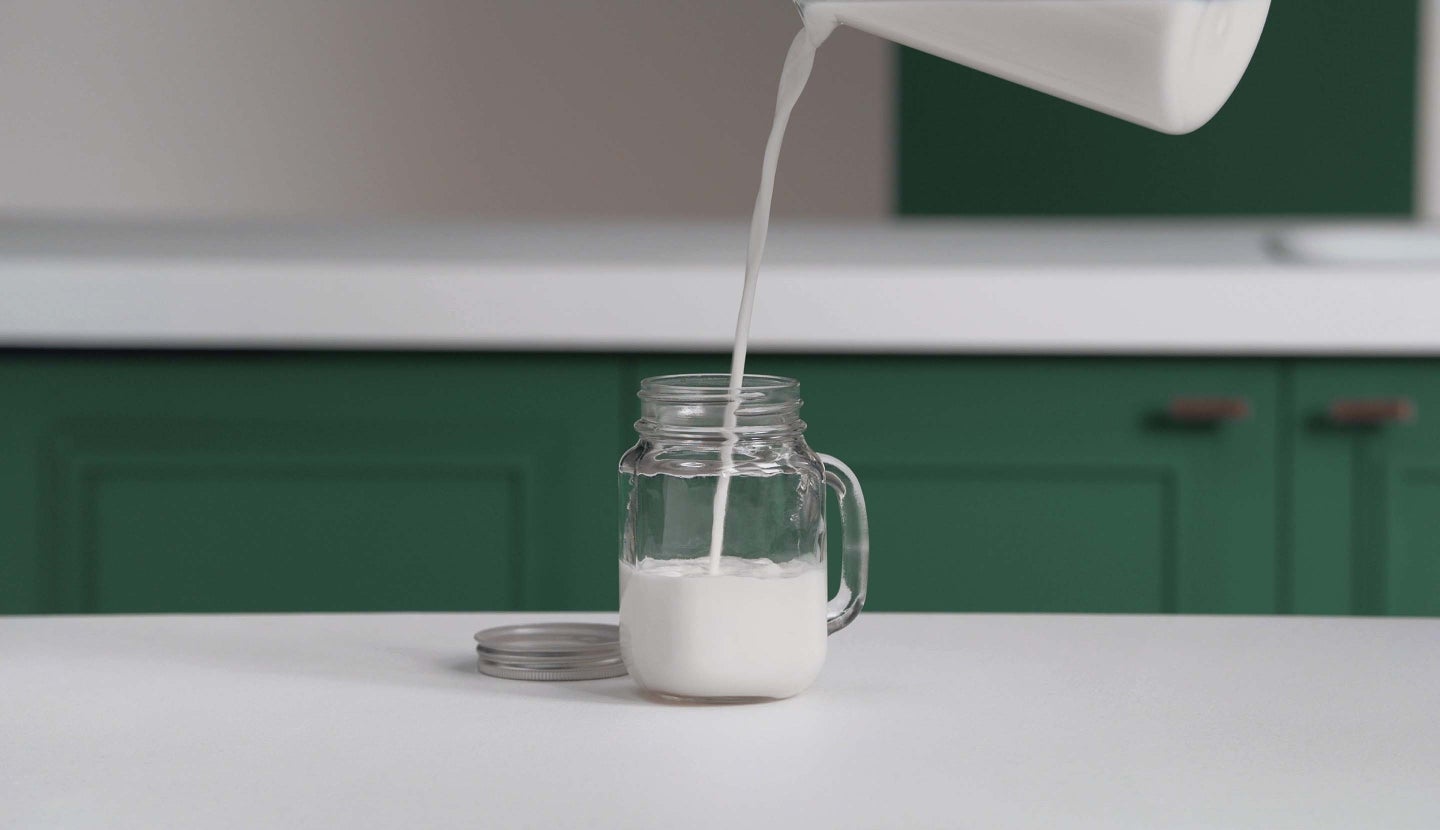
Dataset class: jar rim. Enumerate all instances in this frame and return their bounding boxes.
[639,373,798,403]
[636,374,804,437]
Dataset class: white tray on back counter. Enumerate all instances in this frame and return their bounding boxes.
[4,218,1440,354]
[3,612,1437,829]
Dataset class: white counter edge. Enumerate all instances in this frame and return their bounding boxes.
[4,257,1440,354]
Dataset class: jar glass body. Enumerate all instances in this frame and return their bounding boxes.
[617,374,866,702]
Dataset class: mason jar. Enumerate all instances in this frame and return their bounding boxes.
[617,374,868,701]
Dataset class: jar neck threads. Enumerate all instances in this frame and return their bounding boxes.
[636,374,806,440]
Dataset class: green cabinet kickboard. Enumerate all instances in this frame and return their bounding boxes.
[1,351,1435,617]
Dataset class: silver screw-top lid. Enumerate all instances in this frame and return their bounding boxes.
[473,623,627,681]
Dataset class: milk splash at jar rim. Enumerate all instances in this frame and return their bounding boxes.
[708,15,838,573]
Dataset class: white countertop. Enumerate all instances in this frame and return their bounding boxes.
[5,219,1440,354]
[3,612,1437,829]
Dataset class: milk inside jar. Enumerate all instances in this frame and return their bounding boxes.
[620,557,828,699]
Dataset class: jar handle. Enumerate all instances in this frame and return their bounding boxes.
[820,453,869,634]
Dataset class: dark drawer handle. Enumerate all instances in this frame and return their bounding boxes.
[1328,398,1417,426]
[1167,396,1252,424]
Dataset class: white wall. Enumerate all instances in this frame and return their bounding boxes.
[0,1,890,220]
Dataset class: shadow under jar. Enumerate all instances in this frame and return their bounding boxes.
[617,374,868,702]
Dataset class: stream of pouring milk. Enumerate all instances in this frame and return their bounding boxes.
[704,0,1270,572]
[707,17,837,573]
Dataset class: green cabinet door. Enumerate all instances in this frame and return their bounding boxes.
[631,357,1280,614]
[1292,361,1440,616]
[0,352,626,614]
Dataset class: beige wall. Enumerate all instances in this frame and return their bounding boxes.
[0,1,891,220]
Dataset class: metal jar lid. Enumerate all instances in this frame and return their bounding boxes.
[473,623,627,681]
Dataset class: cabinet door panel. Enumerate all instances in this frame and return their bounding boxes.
[0,352,625,613]
[861,467,1170,612]
[1293,361,1440,616]
[631,357,1279,614]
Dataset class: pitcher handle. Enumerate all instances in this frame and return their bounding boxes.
[820,453,869,634]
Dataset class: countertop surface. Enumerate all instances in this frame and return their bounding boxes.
[3,612,1437,829]
[5,218,1440,353]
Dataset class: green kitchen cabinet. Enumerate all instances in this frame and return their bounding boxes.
[1291,362,1440,617]
[7,351,1440,618]
[631,357,1281,615]
[0,351,627,615]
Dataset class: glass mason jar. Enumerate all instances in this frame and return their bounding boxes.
[617,374,868,701]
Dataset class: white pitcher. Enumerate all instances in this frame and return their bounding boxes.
[798,0,1272,134]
